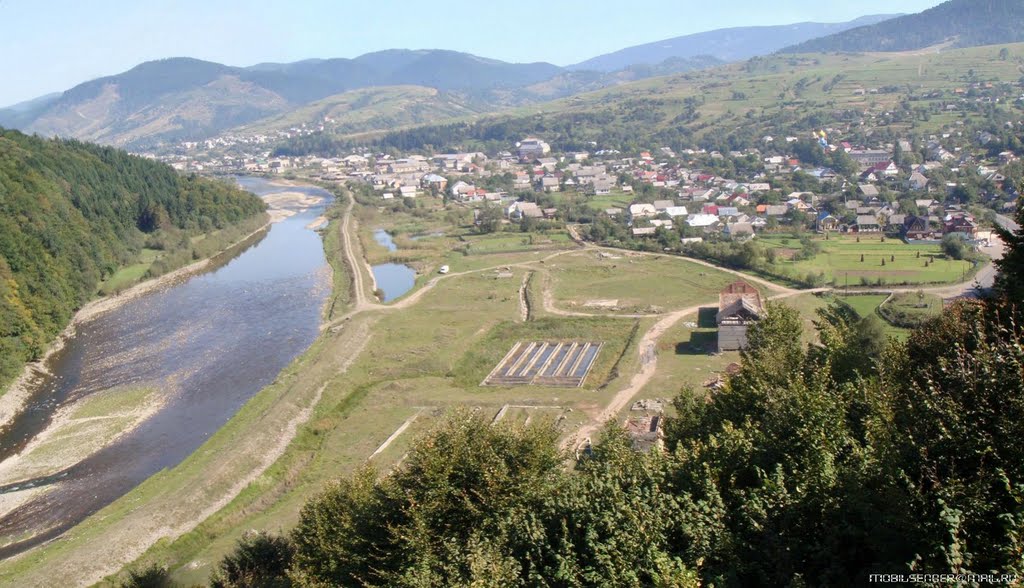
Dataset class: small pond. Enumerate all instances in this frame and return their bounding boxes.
[371,229,416,302]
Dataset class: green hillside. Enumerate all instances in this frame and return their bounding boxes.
[784,0,1024,53]
[298,43,1024,155]
[0,129,266,390]
[4,52,564,149]
[236,85,489,137]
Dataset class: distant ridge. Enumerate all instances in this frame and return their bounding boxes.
[782,0,1024,53]
[0,51,562,148]
[570,14,900,71]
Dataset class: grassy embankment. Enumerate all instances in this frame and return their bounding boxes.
[95,213,271,297]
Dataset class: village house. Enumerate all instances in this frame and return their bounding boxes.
[664,206,689,218]
[507,201,543,220]
[855,215,882,233]
[686,214,720,229]
[848,149,892,168]
[944,213,978,237]
[591,177,616,195]
[717,281,764,351]
[859,184,880,198]
[730,194,752,207]
[816,212,840,232]
[388,159,428,174]
[421,174,448,192]
[342,154,369,168]
[449,180,475,200]
[628,203,657,221]
[886,214,906,233]
[903,215,942,240]
[866,161,899,177]
[723,222,754,240]
[908,172,929,191]
[539,176,560,192]
[517,138,551,159]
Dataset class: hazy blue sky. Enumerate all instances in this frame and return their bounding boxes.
[1,0,945,106]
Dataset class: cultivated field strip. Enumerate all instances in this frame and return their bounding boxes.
[483,342,603,388]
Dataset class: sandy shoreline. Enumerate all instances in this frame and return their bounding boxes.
[0,388,165,495]
[0,220,271,432]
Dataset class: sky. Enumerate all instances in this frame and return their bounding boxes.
[0,0,946,107]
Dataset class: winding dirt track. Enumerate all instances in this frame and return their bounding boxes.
[563,288,825,450]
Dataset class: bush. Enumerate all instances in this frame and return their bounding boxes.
[120,564,173,588]
[941,233,969,260]
[210,531,294,588]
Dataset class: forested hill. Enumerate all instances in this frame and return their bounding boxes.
[782,0,1024,53]
[0,128,266,388]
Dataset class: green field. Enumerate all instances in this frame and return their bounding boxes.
[878,291,944,327]
[834,294,889,319]
[545,250,779,314]
[352,195,574,276]
[97,248,162,294]
[759,234,975,286]
[582,191,634,211]
[456,231,573,255]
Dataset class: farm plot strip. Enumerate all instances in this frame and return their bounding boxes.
[484,342,603,388]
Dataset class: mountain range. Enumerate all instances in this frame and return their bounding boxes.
[783,0,1024,53]
[0,51,563,148]
[570,14,899,72]
[1,0,1017,150]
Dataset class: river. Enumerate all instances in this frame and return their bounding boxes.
[0,177,332,557]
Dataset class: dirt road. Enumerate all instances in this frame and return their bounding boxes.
[564,288,825,450]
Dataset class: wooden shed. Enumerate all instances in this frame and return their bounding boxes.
[717,281,763,351]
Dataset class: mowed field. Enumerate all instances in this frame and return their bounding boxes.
[354,196,576,274]
[759,234,975,286]
[543,250,781,314]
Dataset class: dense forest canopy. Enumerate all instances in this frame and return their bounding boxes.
[0,128,266,389]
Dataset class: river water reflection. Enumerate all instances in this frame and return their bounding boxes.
[0,177,332,557]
